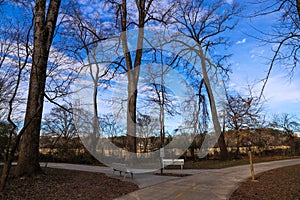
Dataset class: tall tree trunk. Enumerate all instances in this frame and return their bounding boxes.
[159,63,166,174]
[16,0,61,176]
[120,0,135,153]
[91,73,99,155]
[120,0,146,154]
[218,131,228,160]
[199,48,229,161]
[297,0,300,19]
[89,55,100,156]
[235,131,240,158]
[127,74,138,153]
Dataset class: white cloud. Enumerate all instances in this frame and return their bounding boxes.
[225,0,234,4]
[229,71,300,117]
[236,38,246,44]
[245,74,300,116]
[250,48,265,59]
[261,75,300,104]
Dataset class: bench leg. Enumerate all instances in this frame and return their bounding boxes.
[122,172,133,180]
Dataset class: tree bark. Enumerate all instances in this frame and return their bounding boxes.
[16,0,61,177]
[89,55,100,156]
[120,0,147,153]
[127,75,138,153]
[296,0,300,19]
[0,163,10,191]
[235,133,240,158]
[199,48,229,161]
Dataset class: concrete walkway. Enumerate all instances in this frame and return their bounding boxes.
[116,159,300,200]
[43,162,183,188]
[45,159,300,200]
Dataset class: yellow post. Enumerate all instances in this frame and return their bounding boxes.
[248,150,255,181]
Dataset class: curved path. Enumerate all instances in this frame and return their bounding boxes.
[45,158,300,200]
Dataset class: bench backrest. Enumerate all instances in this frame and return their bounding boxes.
[162,159,184,165]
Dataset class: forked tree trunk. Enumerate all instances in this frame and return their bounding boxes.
[120,0,147,154]
[16,0,61,177]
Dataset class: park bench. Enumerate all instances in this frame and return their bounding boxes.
[112,162,133,180]
[162,159,184,170]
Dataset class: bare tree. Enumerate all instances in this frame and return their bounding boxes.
[225,90,264,157]
[140,61,180,146]
[100,113,125,143]
[41,105,79,164]
[16,0,62,177]
[0,11,34,190]
[269,113,300,155]
[250,0,300,99]
[183,78,209,160]
[171,0,240,160]
[105,0,175,154]
[136,113,159,153]
[69,10,106,155]
[118,0,151,153]
[269,113,300,136]
[0,1,79,183]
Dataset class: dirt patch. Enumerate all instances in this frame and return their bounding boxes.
[0,167,138,200]
[230,164,300,200]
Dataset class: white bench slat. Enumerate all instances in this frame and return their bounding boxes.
[162,159,184,170]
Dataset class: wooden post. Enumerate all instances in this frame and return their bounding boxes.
[248,150,255,181]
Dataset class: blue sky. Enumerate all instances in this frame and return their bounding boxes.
[223,1,300,119]
[1,0,299,123]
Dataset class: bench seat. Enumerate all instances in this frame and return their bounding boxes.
[112,162,133,179]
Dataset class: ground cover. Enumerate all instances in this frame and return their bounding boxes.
[0,167,138,200]
[230,164,300,199]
